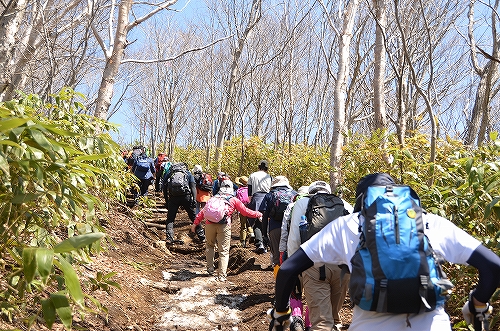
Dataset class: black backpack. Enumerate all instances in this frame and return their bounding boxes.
[300,193,349,243]
[269,188,295,221]
[166,163,191,196]
[197,173,213,192]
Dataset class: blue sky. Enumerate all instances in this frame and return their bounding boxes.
[108,0,208,145]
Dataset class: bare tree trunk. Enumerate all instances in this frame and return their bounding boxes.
[373,0,388,131]
[93,0,132,121]
[329,0,359,191]
[394,0,438,167]
[465,0,500,146]
[0,0,28,101]
[214,0,262,171]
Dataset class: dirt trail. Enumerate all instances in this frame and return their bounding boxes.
[57,191,353,331]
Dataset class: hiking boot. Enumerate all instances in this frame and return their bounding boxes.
[256,244,267,254]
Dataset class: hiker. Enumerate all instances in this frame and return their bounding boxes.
[268,173,500,331]
[191,179,263,282]
[284,180,352,330]
[260,176,296,270]
[154,152,168,192]
[192,165,213,214]
[131,149,156,204]
[279,185,310,266]
[276,185,313,331]
[163,162,205,244]
[247,160,272,254]
[212,172,238,196]
[235,176,254,247]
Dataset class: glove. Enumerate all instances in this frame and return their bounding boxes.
[279,251,287,265]
[266,307,292,331]
[462,295,492,330]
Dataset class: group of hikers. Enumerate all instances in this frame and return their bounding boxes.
[122,147,500,331]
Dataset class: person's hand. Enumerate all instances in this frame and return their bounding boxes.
[462,295,492,328]
[279,251,287,265]
[266,307,291,331]
[190,223,197,233]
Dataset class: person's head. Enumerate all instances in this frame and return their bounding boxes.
[353,173,396,212]
[308,181,331,195]
[235,176,248,186]
[218,179,234,195]
[193,164,203,174]
[271,176,291,189]
[258,160,269,171]
[218,172,229,181]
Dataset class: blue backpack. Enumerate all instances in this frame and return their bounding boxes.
[349,185,453,314]
[133,156,152,177]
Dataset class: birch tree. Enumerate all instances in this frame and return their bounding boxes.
[93,0,179,121]
[213,0,262,170]
[464,0,500,146]
[0,0,28,101]
[319,0,359,189]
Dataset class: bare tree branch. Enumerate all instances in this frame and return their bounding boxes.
[121,35,233,64]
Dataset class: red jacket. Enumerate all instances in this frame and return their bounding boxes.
[194,196,262,226]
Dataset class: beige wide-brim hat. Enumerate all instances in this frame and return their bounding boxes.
[235,176,248,186]
[271,176,292,189]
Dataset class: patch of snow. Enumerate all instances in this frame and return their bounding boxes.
[156,271,247,330]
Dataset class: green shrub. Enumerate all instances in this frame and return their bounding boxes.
[0,88,126,329]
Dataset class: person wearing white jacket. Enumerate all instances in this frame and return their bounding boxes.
[268,173,500,331]
[286,181,353,331]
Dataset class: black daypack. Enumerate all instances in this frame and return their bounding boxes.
[269,188,295,221]
[166,163,191,196]
[197,173,214,192]
[300,193,349,243]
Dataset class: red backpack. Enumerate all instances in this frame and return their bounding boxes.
[155,154,167,173]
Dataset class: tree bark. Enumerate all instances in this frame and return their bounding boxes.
[0,0,28,101]
[330,0,359,191]
[214,0,262,171]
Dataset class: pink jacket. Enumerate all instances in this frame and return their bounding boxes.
[194,196,262,226]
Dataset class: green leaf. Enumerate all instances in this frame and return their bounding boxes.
[0,153,10,175]
[50,293,73,329]
[53,232,105,253]
[41,298,56,329]
[36,248,54,284]
[0,117,29,132]
[22,248,37,285]
[0,139,23,148]
[74,154,110,161]
[57,256,84,307]
[29,128,53,151]
[12,193,40,204]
